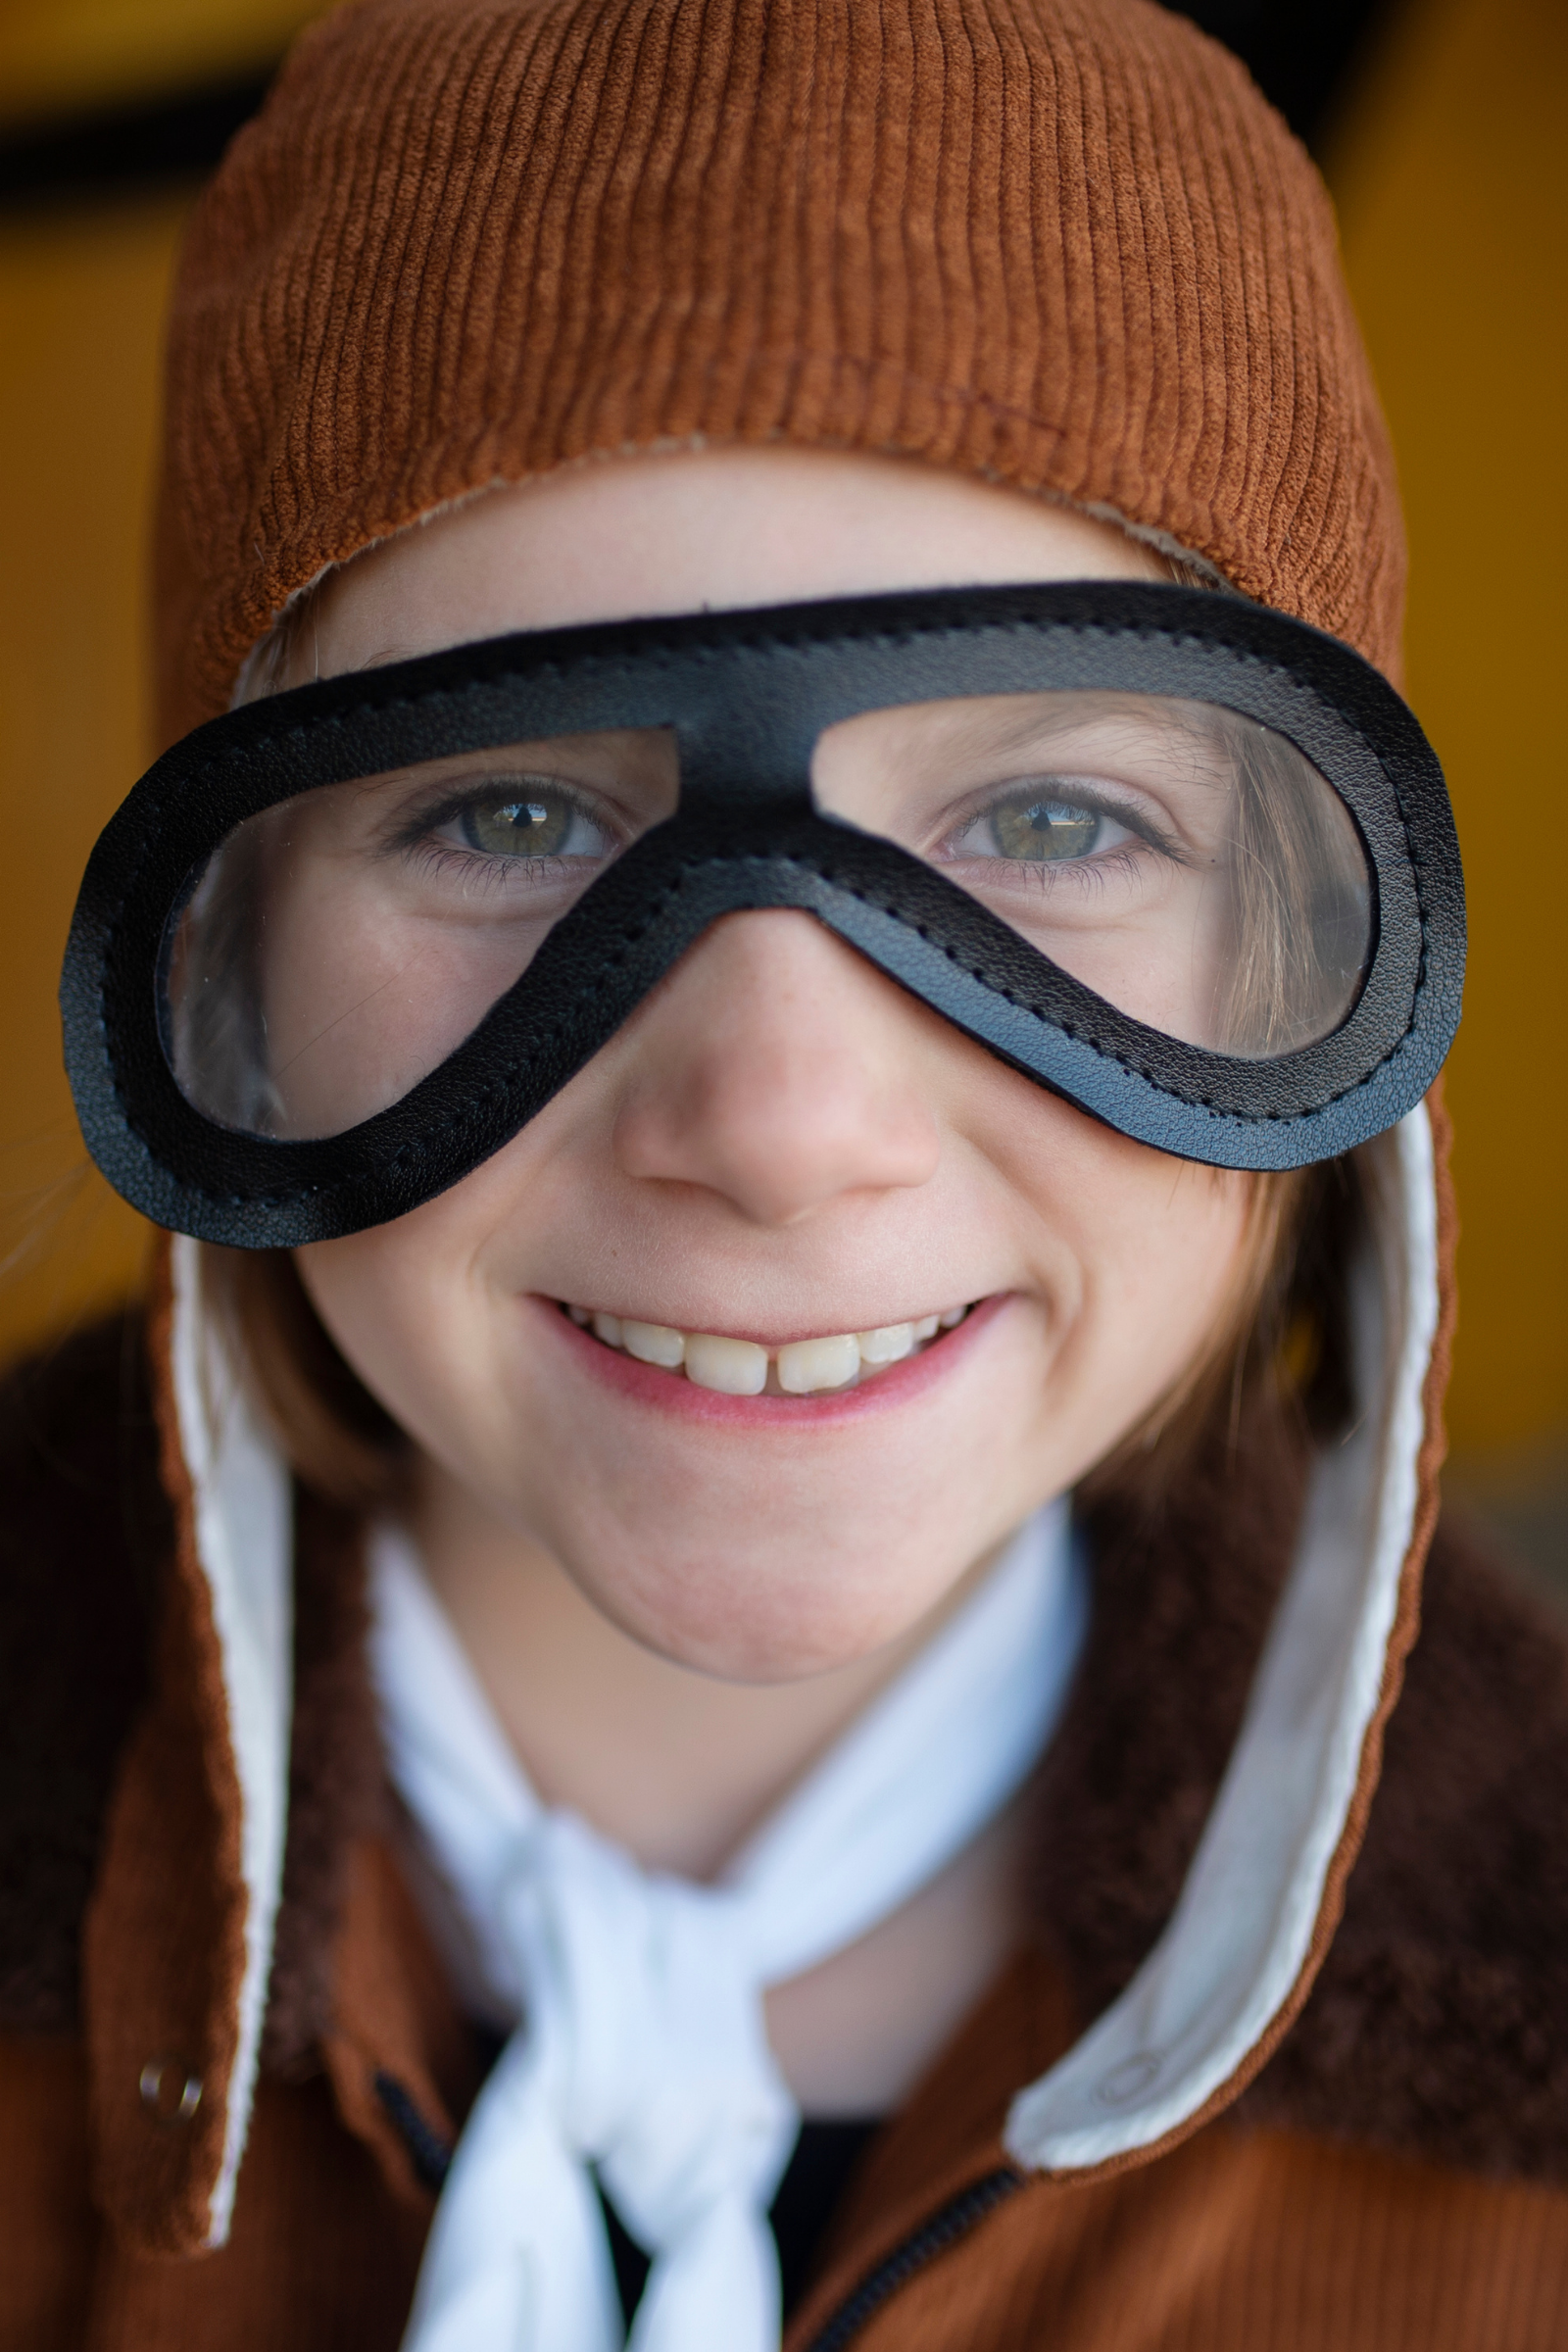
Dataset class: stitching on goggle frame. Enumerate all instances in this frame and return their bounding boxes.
[94,608,1437,1207]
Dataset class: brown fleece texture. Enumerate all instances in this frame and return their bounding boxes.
[1246,1523,1568,2177]
[1034,1385,1311,2033]
[3,1313,1568,2342]
[154,0,1404,742]
[0,1316,163,2032]
[1049,1400,1568,2181]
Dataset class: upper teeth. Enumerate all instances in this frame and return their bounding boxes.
[564,1303,970,1395]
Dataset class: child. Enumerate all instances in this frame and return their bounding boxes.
[4,0,1565,2346]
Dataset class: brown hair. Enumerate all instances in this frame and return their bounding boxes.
[1075,1152,1364,1516]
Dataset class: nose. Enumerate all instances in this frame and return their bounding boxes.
[611,910,943,1227]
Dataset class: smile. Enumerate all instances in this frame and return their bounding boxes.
[558,1301,974,1396]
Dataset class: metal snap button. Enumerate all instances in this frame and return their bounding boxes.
[139,2059,203,2126]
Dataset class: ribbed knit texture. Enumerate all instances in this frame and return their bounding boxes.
[155,0,1405,742]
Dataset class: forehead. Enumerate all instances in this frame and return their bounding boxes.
[295,446,1169,685]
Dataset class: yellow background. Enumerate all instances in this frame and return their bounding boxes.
[0,0,1563,1479]
[0,0,315,125]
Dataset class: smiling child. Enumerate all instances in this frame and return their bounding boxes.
[4,1,1567,2347]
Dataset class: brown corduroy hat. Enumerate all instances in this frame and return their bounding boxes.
[155,0,1404,747]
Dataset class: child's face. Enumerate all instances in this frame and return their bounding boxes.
[293,448,1255,1681]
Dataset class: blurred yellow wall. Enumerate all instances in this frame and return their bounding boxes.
[0,0,323,1345]
[1332,0,1568,1455]
[0,0,1563,1465]
[0,190,184,1343]
[0,0,318,125]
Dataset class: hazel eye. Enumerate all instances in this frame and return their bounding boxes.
[989,798,1101,860]
[456,786,612,860]
[949,788,1133,864]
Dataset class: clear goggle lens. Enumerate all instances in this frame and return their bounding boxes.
[813,689,1370,1059]
[164,695,1369,1141]
[165,728,681,1140]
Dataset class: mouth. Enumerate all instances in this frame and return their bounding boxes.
[556,1299,977,1396]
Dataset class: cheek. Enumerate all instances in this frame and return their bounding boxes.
[293,1099,579,1432]
[1044,1159,1253,1423]
[295,1208,496,1456]
[979,1084,1253,1440]
[291,1107,633,1504]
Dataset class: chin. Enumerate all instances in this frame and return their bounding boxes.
[567,1538,931,1685]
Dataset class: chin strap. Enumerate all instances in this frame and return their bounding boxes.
[369,1500,1086,2352]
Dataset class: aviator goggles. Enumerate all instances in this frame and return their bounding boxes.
[64,582,1464,1248]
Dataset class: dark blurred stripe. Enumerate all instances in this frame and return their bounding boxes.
[0,0,1397,210]
[1185,0,1404,151]
[0,72,273,209]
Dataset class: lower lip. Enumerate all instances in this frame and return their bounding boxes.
[531,1293,1011,1428]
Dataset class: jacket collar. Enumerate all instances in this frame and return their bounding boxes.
[89,1097,1454,2250]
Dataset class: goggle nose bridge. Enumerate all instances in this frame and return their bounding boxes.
[670,677,828,810]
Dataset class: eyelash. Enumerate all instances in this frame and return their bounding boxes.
[984,839,1153,898]
[385,783,619,884]
[938,786,1184,876]
[401,839,580,895]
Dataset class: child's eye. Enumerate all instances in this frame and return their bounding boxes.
[944,785,1137,865]
[447,783,616,862]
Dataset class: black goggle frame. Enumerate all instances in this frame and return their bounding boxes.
[63,581,1463,1247]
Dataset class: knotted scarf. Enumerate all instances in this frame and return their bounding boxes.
[370,1504,1085,2352]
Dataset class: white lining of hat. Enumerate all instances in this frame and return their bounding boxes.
[168,1236,294,2248]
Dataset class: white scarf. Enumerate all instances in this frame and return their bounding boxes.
[369,1502,1086,2352]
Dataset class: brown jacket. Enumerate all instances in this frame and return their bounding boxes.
[4,1137,1568,2347]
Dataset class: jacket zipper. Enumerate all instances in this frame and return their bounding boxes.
[379,2068,1025,2351]
[800,2165,1026,2352]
